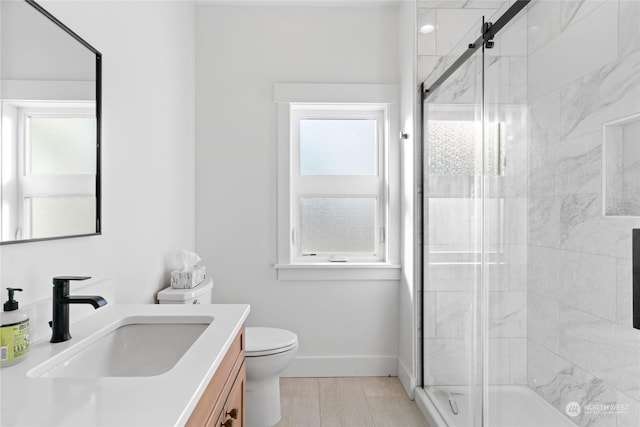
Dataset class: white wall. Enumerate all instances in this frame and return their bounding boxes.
[0,1,195,305]
[195,4,401,376]
[398,0,418,397]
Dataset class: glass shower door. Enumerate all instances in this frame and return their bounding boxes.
[481,3,529,425]
[421,17,485,427]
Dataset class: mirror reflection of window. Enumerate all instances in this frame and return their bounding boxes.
[27,115,96,175]
[26,196,96,239]
[6,102,97,240]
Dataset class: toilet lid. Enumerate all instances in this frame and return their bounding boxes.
[245,327,298,356]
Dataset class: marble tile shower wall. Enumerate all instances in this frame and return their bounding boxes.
[420,1,529,387]
[526,1,640,426]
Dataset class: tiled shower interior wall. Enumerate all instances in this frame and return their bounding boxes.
[419,1,640,426]
[526,1,640,426]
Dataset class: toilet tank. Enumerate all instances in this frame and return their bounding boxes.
[156,277,213,304]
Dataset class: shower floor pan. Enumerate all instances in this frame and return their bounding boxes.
[421,385,578,427]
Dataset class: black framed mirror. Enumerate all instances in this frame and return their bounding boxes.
[1,0,101,245]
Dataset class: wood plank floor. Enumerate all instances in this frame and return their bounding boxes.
[274,377,430,427]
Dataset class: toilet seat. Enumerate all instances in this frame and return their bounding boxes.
[245,327,298,357]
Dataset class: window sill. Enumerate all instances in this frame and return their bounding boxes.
[274,263,401,281]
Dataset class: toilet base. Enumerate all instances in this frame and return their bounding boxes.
[246,376,281,427]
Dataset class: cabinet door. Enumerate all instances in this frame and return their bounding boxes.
[224,363,246,427]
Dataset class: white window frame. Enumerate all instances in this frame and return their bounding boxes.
[275,83,401,281]
[290,104,387,263]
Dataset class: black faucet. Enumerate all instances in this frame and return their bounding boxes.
[50,276,107,343]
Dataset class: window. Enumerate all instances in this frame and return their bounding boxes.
[275,83,401,280]
[291,105,386,263]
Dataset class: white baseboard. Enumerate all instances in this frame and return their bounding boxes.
[281,356,398,377]
[397,358,416,399]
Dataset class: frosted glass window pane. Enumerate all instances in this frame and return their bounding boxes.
[28,116,96,175]
[300,197,376,253]
[28,196,96,239]
[299,119,376,175]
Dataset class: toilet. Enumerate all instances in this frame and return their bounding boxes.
[244,327,298,427]
[157,278,298,427]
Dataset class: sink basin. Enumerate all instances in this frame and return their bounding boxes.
[28,315,213,378]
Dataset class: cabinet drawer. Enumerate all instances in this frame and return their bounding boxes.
[186,327,245,427]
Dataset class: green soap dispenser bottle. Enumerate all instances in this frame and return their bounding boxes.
[0,288,29,367]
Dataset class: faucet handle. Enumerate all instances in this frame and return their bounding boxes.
[53,276,91,287]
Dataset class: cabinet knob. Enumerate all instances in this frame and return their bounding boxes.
[221,419,233,427]
[226,408,238,419]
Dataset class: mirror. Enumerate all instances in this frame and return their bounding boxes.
[0,0,101,244]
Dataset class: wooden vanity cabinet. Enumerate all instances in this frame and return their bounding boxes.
[186,327,245,427]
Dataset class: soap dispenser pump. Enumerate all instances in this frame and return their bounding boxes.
[1,288,30,367]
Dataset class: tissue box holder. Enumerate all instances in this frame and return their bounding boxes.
[171,266,206,289]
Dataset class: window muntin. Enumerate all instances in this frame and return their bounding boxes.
[290,105,387,263]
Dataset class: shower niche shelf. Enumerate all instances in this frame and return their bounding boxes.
[603,113,640,217]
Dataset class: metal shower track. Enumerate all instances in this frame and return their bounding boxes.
[421,0,531,100]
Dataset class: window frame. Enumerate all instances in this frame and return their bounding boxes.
[274,83,401,281]
[290,104,387,263]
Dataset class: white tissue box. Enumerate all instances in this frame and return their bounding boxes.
[171,266,206,289]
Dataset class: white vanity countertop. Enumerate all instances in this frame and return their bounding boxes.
[0,303,250,427]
